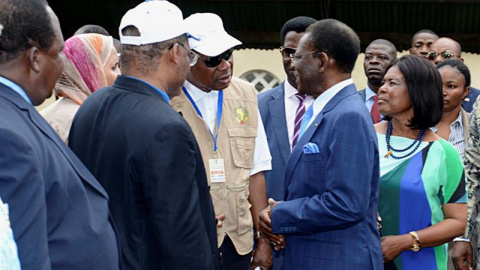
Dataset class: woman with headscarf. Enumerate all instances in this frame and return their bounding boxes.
[41,33,120,143]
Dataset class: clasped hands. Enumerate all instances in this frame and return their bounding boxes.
[258,198,286,251]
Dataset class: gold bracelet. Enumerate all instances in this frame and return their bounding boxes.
[408,231,421,252]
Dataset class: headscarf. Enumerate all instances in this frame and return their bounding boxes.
[54,33,115,105]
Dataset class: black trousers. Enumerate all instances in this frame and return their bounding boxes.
[219,235,252,270]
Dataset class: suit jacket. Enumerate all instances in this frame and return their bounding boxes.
[258,83,289,270]
[69,75,218,270]
[258,82,291,201]
[463,86,480,113]
[0,83,119,270]
[358,88,367,105]
[270,84,383,269]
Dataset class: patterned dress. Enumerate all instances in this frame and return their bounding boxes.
[378,133,466,270]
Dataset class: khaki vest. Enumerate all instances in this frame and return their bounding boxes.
[171,77,258,255]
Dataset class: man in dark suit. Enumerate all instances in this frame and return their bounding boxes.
[0,1,120,269]
[257,16,315,270]
[258,16,316,202]
[259,19,383,269]
[428,37,480,112]
[69,2,218,270]
[358,39,397,123]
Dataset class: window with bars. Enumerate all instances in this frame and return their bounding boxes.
[240,70,280,93]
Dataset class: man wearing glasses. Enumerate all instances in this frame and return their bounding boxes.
[258,19,383,269]
[69,2,219,269]
[257,16,315,270]
[171,12,272,270]
[427,37,480,113]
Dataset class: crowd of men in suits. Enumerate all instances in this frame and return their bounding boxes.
[1,0,479,269]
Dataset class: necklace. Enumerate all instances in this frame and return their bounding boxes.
[384,121,427,159]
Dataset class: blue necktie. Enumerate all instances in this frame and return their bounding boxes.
[298,105,313,140]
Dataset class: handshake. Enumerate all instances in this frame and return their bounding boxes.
[258,198,286,250]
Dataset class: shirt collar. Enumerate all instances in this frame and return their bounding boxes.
[431,110,463,132]
[124,76,170,103]
[311,78,354,117]
[284,79,299,99]
[365,85,377,101]
[0,76,32,104]
[184,80,218,102]
[453,110,463,126]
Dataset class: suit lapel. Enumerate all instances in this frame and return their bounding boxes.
[283,84,358,196]
[0,84,109,198]
[30,106,109,198]
[269,84,290,163]
[283,112,324,195]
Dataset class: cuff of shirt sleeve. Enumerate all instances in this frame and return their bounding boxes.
[250,160,272,176]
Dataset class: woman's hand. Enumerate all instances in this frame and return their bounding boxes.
[381,234,411,263]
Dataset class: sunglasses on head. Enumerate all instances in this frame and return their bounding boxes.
[279,46,296,59]
[198,48,234,68]
[427,51,457,61]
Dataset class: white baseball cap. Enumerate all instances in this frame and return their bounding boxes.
[185,13,242,57]
[119,0,196,45]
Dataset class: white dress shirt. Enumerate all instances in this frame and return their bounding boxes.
[305,79,354,129]
[284,80,314,151]
[184,80,272,176]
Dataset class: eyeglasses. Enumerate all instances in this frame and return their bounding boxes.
[198,48,234,68]
[289,50,319,66]
[279,46,296,59]
[426,51,458,61]
[173,42,198,66]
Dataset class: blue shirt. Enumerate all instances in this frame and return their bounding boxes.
[0,76,32,104]
[125,76,170,103]
[364,85,376,113]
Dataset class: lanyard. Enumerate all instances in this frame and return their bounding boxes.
[183,87,223,153]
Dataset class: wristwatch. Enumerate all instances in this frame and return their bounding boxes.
[408,231,421,252]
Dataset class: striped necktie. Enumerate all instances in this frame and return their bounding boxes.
[292,93,306,149]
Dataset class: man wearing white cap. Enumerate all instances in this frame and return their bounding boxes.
[69,1,218,270]
[171,13,272,270]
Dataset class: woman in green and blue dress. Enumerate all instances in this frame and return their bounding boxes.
[375,55,467,270]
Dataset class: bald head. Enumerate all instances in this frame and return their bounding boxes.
[429,37,463,65]
[366,39,397,58]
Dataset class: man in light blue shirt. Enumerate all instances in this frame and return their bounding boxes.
[358,39,397,123]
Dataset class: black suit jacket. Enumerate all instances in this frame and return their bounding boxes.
[69,75,218,270]
[0,82,119,270]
